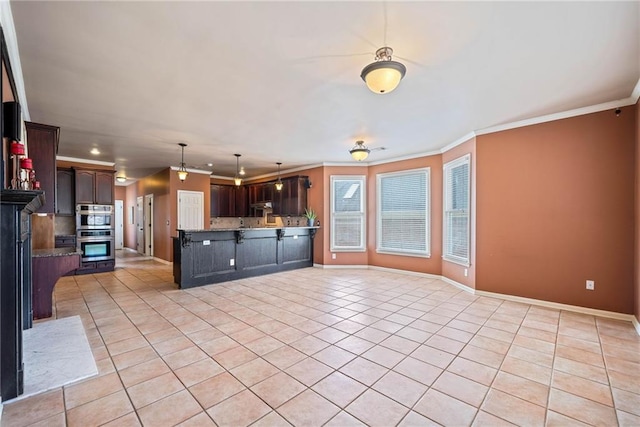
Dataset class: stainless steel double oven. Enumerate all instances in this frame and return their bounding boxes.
[76,204,115,262]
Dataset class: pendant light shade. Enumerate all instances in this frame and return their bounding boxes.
[234,154,242,186]
[275,162,283,191]
[361,47,406,94]
[349,140,370,161]
[177,143,188,181]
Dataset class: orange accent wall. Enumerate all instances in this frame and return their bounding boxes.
[476,108,636,313]
[442,138,477,289]
[635,99,640,324]
[114,186,126,201]
[169,171,212,262]
[135,169,171,260]
[367,155,443,276]
[301,167,325,264]
[124,184,137,250]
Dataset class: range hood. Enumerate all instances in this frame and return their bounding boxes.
[250,201,272,209]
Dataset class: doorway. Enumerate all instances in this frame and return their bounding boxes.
[136,196,144,255]
[177,190,204,231]
[144,194,154,257]
[114,200,124,250]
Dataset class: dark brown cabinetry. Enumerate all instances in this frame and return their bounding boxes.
[54,235,76,248]
[272,176,308,216]
[25,122,60,214]
[211,184,248,217]
[75,169,115,205]
[56,169,74,215]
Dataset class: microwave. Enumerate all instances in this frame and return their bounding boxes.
[76,204,114,229]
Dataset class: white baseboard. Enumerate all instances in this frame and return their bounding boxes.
[474,289,636,324]
[633,316,640,336]
[368,265,442,280]
[317,264,369,269]
[312,263,639,334]
[440,276,475,294]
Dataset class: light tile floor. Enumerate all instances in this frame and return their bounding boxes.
[3,258,640,426]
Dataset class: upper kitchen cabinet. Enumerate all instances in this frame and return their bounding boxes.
[273,176,308,216]
[56,168,74,215]
[210,184,248,217]
[25,122,60,213]
[75,169,115,205]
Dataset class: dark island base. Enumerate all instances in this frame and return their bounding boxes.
[173,227,317,288]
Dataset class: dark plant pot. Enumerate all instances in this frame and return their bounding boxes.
[307,218,315,227]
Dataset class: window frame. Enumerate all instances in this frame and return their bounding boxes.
[443,154,471,266]
[376,167,431,258]
[330,175,367,252]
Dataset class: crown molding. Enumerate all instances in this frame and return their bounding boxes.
[439,132,476,154]
[169,166,213,176]
[242,163,325,182]
[476,95,637,136]
[367,149,442,166]
[56,156,115,167]
[0,2,29,121]
[631,78,640,103]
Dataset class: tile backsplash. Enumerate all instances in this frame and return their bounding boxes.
[209,216,308,229]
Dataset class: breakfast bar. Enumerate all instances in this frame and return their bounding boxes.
[173,226,318,288]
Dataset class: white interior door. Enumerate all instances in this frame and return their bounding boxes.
[115,200,124,250]
[177,190,204,232]
[144,194,154,257]
[136,196,144,254]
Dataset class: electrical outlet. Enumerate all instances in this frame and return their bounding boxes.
[230,259,235,266]
[332,253,336,260]
[586,280,595,290]
[464,268,468,277]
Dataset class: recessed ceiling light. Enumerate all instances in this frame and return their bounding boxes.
[207,163,213,167]
[90,148,100,155]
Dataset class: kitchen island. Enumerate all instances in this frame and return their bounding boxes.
[32,247,81,319]
[173,226,318,288]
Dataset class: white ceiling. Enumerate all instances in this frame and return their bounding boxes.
[9,1,640,181]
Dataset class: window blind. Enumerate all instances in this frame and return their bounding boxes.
[444,155,470,264]
[331,176,365,251]
[377,169,430,256]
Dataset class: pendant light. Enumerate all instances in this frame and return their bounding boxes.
[234,154,242,186]
[177,143,188,181]
[360,47,406,94]
[349,140,370,161]
[274,162,283,191]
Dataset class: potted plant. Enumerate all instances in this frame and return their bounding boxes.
[304,208,317,227]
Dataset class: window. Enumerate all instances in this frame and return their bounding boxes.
[443,154,471,265]
[331,176,366,251]
[377,168,430,257]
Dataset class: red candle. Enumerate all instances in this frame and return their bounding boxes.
[20,158,33,169]
[33,181,40,190]
[10,142,25,155]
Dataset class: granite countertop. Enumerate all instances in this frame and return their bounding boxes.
[177,226,320,233]
[32,247,81,258]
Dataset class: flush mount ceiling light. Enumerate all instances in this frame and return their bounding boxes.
[90,147,100,155]
[115,175,126,183]
[275,162,283,191]
[360,47,406,94]
[234,154,242,186]
[177,143,188,182]
[350,140,370,161]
